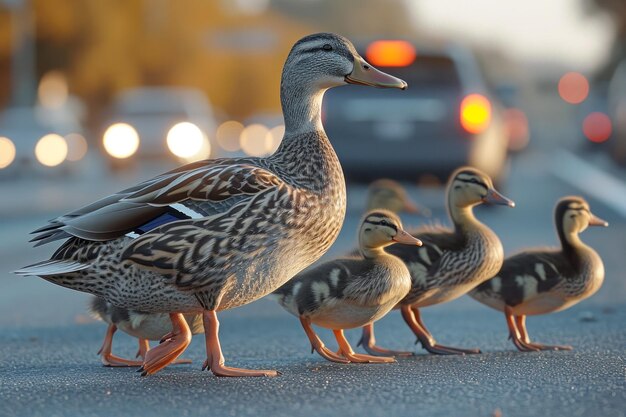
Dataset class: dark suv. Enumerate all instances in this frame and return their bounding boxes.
[323,41,509,183]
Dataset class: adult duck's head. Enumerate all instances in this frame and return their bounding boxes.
[281,33,407,134]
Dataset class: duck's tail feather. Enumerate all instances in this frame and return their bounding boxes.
[13,259,90,276]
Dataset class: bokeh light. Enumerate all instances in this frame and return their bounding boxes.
[64,133,88,161]
[558,72,589,104]
[35,134,68,167]
[0,137,16,169]
[38,71,69,109]
[266,124,285,154]
[240,124,271,157]
[167,122,205,158]
[216,121,244,152]
[460,94,491,134]
[582,112,612,143]
[365,40,416,67]
[103,123,140,159]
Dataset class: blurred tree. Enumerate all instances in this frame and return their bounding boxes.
[4,0,413,126]
[586,0,626,79]
[20,0,312,128]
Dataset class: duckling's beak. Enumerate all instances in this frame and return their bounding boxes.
[483,188,515,207]
[393,229,422,246]
[345,56,408,90]
[588,213,609,227]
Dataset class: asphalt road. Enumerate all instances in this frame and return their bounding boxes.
[1,93,625,417]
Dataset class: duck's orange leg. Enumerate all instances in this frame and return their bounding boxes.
[357,322,415,357]
[140,313,192,375]
[334,329,395,363]
[297,316,349,364]
[514,315,572,351]
[506,307,540,352]
[202,310,280,377]
[97,324,144,367]
[403,306,481,355]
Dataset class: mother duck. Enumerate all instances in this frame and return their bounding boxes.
[16,33,407,377]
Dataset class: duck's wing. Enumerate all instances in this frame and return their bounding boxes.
[475,250,573,306]
[29,158,282,246]
[273,258,368,315]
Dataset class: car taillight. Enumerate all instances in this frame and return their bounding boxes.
[460,94,491,134]
[365,40,416,67]
[582,112,612,143]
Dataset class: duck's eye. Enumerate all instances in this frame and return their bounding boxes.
[322,44,333,51]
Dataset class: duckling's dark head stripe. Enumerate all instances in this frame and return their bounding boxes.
[454,173,488,190]
[362,210,401,231]
[555,196,589,223]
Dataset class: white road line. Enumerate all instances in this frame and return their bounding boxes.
[551,150,626,218]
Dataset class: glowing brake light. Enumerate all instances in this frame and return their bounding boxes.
[460,94,491,134]
[365,40,416,67]
[582,112,612,143]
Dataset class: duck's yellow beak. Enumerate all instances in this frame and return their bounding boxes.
[393,229,422,246]
[346,56,407,90]
[483,188,516,207]
[588,213,609,227]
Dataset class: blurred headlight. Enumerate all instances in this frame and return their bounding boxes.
[460,94,491,134]
[0,136,16,169]
[35,134,68,167]
[166,122,205,158]
[216,120,244,152]
[103,123,140,159]
[240,124,271,157]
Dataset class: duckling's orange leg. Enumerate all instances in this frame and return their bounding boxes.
[505,307,539,352]
[136,338,150,360]
[403,306,481,355]
[140,313,192,376]
[97,324,144,367]
[298,317,349,364]
[202,310,280,376]
[334,329,395,363]
[357,323,416,357]
[514,315,573,351]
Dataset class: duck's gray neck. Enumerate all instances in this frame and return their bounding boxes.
[268,79,343,192]
[281,83,326,135]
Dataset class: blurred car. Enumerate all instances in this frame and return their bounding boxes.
[99,87,218,169]
[0,105,87,177]
[323,40,510,184]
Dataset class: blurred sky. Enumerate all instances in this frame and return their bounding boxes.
[407,0,613,71]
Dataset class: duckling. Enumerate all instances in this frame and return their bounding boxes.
[359,167,515,356]
[273,210,421,363]
[366,179,430,217]
[469,196,608,351]
[89,297,203,367]
[16,33,407,377]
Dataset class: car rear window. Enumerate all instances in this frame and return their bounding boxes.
[375,55,461,90]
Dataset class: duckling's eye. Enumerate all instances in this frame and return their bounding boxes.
[322,44,333,51]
